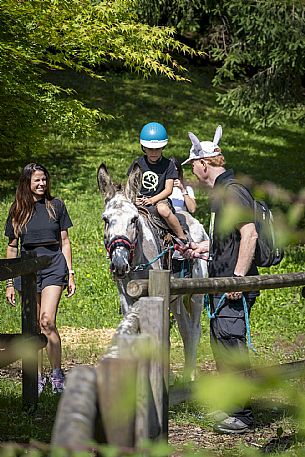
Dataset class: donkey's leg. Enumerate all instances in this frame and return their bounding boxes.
[171,296,198,381]
[178,258,206,380]
[181,258,206,378]
[117,279,134,315]
[187,293,203,378]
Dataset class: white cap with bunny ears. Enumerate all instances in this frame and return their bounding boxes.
[181,125,223,165]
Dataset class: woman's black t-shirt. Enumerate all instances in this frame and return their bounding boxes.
[5,198,73,247]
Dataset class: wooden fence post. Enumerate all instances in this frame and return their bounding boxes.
[138,297,164,439]
[116,334,151,446]
[141,270,170,440]
[51,366,98,447]
[21,251,39,410]
[97,339,138,447]
[148,270,170,440]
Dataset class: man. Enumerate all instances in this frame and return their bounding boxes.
[181,125,259,434]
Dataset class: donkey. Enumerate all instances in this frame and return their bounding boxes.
[97,162,208,379]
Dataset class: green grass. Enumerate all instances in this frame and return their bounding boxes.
[0,379,60,443]
[0,65,305,451]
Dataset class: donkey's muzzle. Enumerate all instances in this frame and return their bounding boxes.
[110,247,130,279]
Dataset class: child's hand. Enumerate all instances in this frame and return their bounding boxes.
[143,196,154,206]
[174,179,183,190]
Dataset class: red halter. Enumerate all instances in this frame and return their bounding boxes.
[104,235,136,263]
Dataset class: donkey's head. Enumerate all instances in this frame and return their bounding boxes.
[97,163,142,279]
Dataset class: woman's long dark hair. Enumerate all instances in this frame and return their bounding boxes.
[169,156,183,181]
[9,163,55,237]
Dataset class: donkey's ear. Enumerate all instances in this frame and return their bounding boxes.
[97,163,116,202]
[213,125,222,145]
[125,163,142,202]
[188,132,202,154]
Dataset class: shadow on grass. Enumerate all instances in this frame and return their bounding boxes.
[262,433,303,454]
[0,386,60,443]
[1,65,304,201]
[253,398,297,429]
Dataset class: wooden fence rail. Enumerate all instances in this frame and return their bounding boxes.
[0,255,51,281]
[127,271,305,299]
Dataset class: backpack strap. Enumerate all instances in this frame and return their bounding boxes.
[204,293,257,352]
[208,179,254,262]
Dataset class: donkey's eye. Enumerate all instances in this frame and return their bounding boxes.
[131,216,138,225]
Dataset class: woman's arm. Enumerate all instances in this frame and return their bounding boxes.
[173,180,197,213]
[6,239,18,306]
[61,230,76,298]
[182,184,197,214]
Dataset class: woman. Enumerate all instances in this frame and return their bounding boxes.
[169,157,209,262]
[169,157,196,214]
[5,163,75,395]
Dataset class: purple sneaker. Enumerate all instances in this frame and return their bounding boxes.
[50,369,65,394]
[38,374,47,397]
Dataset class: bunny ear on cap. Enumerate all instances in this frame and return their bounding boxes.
[213,125,222,146]
[188,132,202,155]
[181,127,222,165]
[181,132,203,165]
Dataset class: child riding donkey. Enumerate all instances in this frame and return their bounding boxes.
[128,122,188,253]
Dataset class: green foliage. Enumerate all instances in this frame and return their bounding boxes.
[210,0,305,128]
[138,0,305,128]
[137,0,205,33]
[0,0,197,158]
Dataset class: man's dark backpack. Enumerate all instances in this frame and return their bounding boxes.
[227,181,284,268]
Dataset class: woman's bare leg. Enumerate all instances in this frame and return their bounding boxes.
[39,285,63,370]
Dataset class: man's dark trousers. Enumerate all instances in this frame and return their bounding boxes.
[209,295,256,426]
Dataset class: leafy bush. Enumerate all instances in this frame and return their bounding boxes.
[0,0,197,158]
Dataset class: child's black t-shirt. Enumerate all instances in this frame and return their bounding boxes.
[128,156,177,197]
[5,198,73,247]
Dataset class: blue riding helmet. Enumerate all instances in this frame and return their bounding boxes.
[140,122,168,148]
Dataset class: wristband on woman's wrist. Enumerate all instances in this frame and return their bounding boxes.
[6,279,13,288]
[68,270,75,275]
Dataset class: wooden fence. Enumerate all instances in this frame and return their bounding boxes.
[0,252,51,410]
[52,292,169,448]
[52,269,305,449]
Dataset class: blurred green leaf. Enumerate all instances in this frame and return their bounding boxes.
[194,372,259,414]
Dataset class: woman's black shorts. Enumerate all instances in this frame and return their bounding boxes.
[14,245,68,293]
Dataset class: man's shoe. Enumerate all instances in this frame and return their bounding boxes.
[213,416,253,434]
